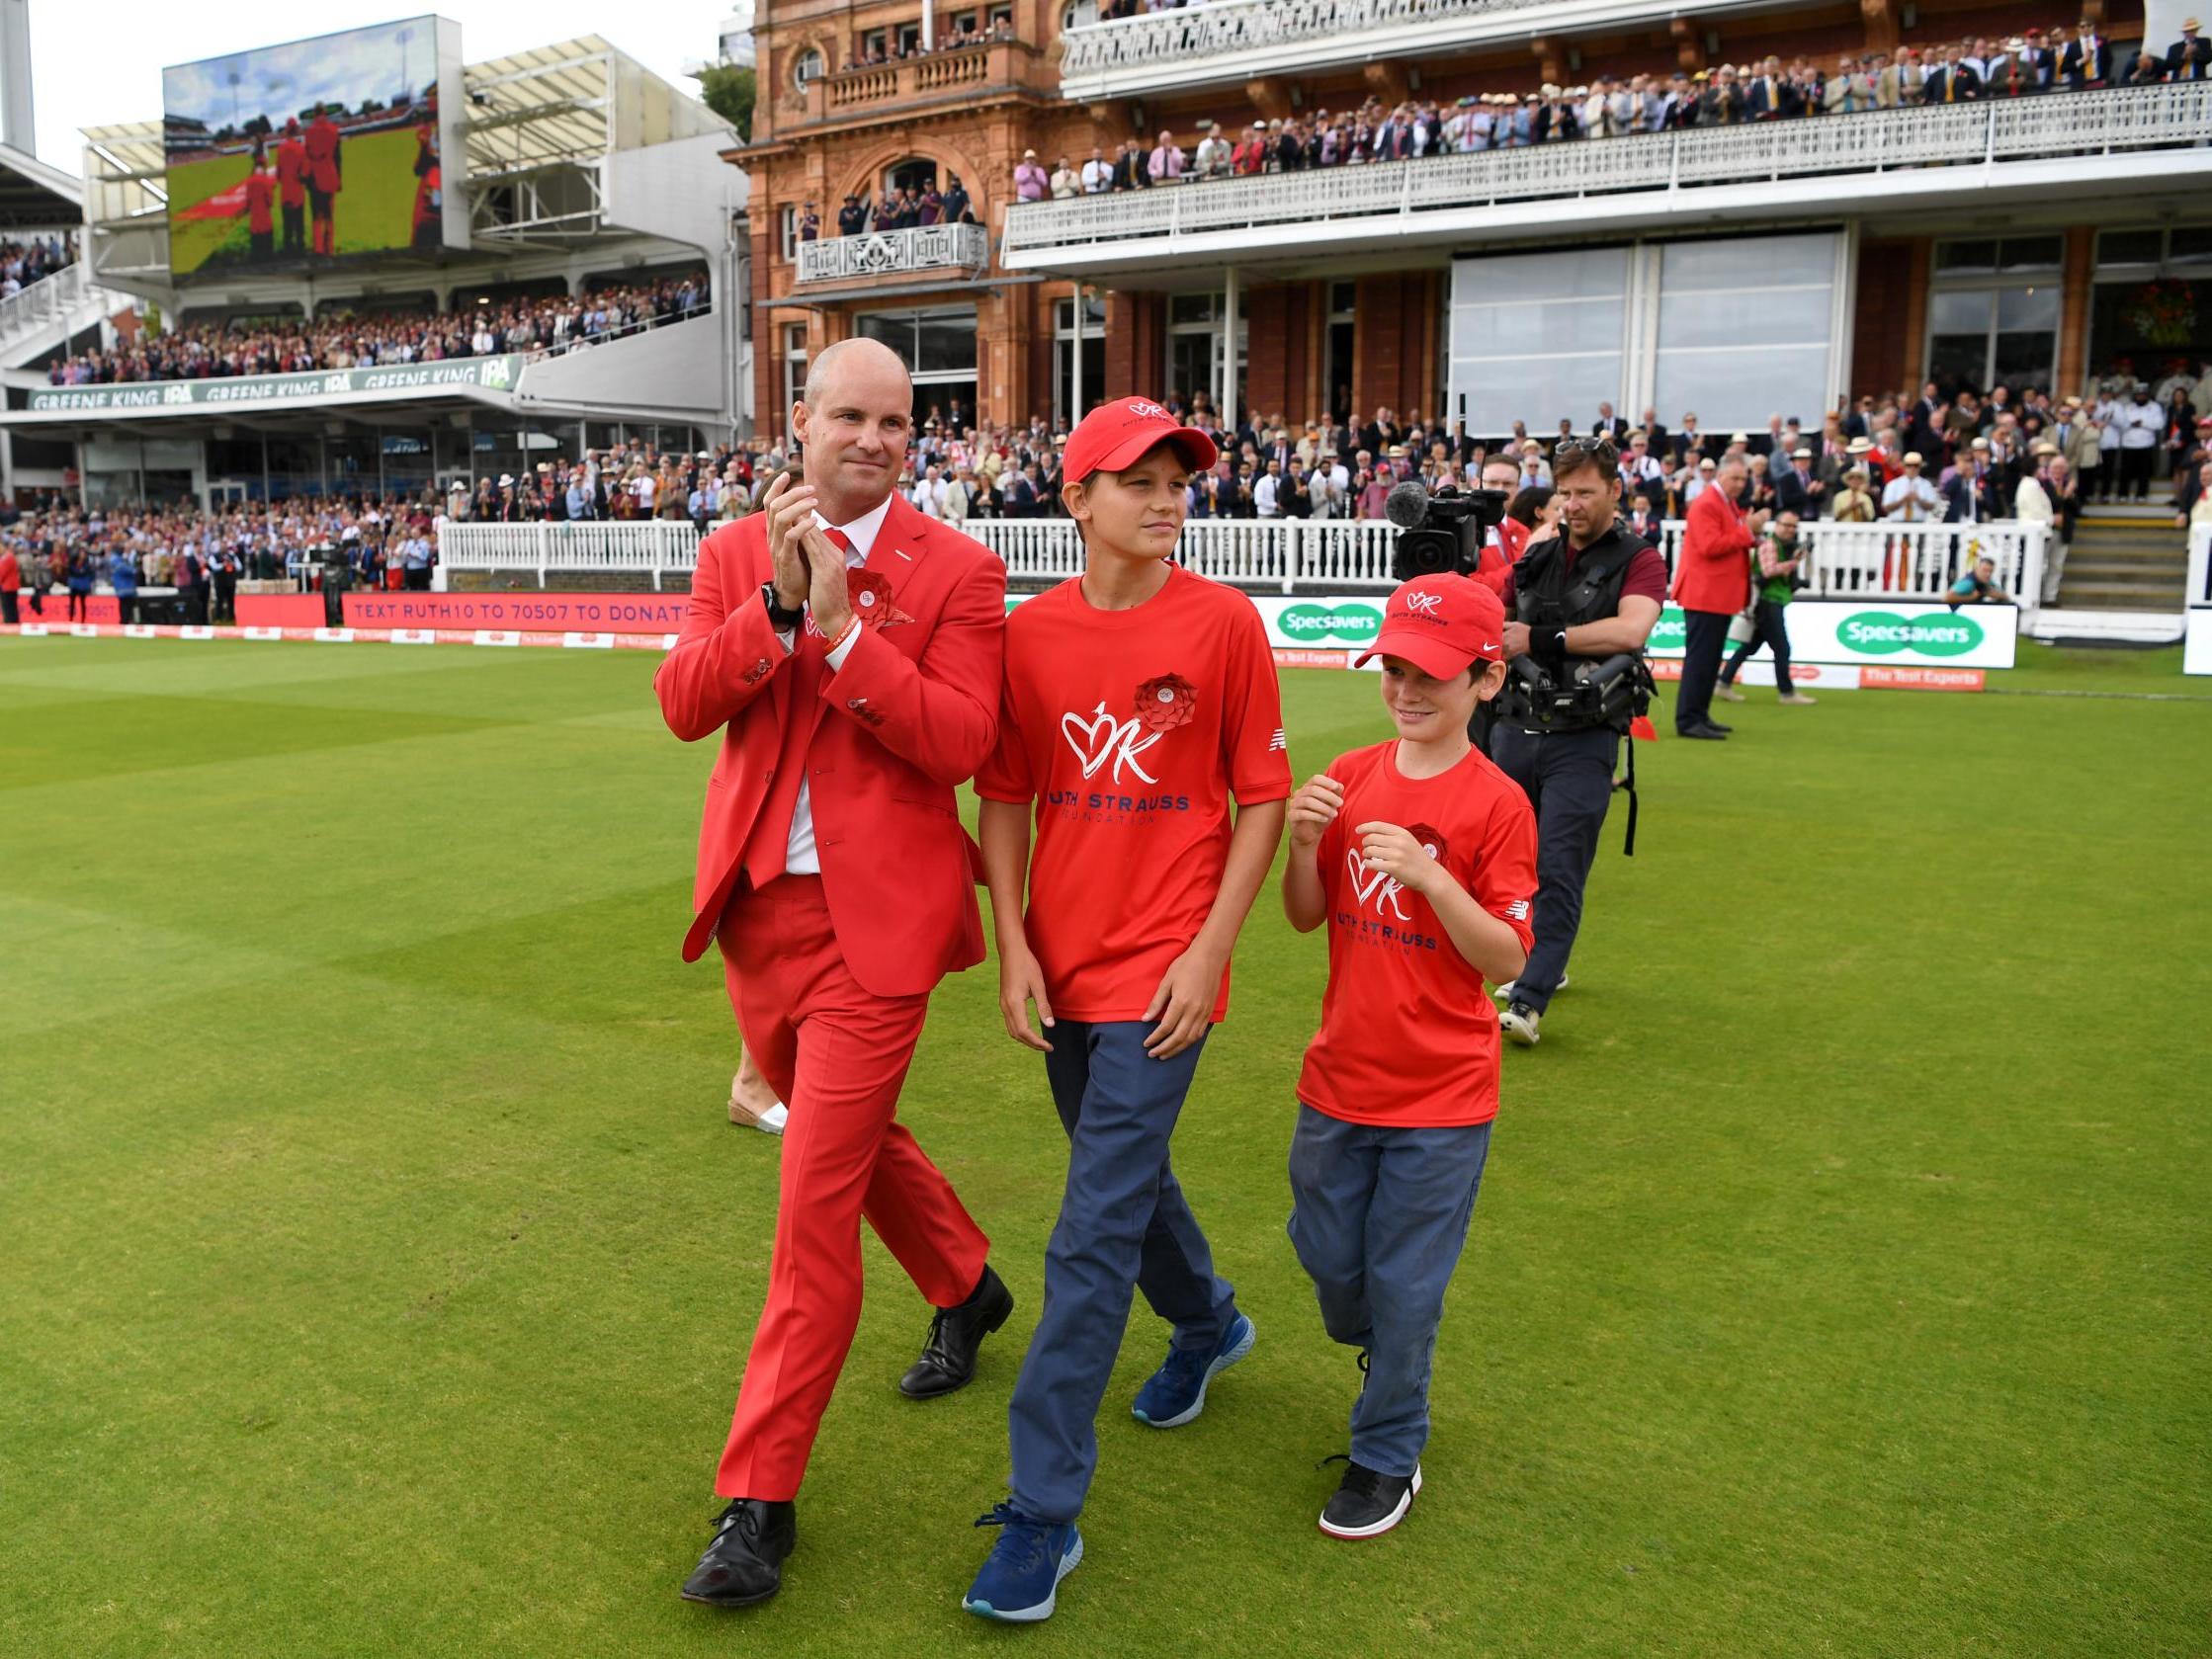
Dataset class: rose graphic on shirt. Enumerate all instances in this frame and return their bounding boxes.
[1404,822,1450,865]
[1134,672,1196,733]
[846,569,913,629]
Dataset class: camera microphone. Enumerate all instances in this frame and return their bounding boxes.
[1383,479,1431,531]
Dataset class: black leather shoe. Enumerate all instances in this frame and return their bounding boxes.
[1680,721,1730,740]
[899,1264,1014,1399]
[680,1498,796,1607]
[1705,719,1734,733]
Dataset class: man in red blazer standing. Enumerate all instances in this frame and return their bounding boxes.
[1671,454,1766,740]
[657,336,1014,1609]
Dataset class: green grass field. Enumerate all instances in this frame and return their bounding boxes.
[166,128,422,278]
[3,636,2207,1658]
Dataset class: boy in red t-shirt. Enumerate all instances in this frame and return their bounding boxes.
[963,398,1291,1622]
[1281,573,1538,1541]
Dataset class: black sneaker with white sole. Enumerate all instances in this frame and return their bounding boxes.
[1319,1456,1422,1539]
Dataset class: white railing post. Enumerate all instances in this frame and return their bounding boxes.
[536,522,550,589]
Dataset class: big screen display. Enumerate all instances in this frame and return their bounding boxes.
[162,16,466,280]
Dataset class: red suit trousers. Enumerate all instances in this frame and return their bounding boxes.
[713,874,989,1500]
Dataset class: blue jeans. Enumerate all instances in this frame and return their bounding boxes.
[1006,1021,1238,1524]
[1286,1105,1491,1478]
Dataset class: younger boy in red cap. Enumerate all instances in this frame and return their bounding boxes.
[963,396,1291,1621]
[1281,572,1537,1539]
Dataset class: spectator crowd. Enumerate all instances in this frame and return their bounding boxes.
[10,363,2211,625]
[1,233,77,299]
[991,20,2203,207]
[41,274,710,388]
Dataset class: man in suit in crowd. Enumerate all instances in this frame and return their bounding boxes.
[2061,18,2112,87]
[1775,447,1825,519]
[1924,47,1983,102]
[659,337,1017,1610]
[1942,439,2002,523]
[1672,412,1712,467]
[1591,402,1629,441]
[1879,47,1927,106]
[1747,57,1802,119]
[2169,18,2212,79]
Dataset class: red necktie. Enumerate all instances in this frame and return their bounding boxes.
[737,526,852,890]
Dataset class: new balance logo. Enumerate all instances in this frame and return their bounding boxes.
[1504,898,1531,921]
[1266,728,1287,752]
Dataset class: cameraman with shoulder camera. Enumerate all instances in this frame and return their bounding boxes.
[1489,439,1665,1047]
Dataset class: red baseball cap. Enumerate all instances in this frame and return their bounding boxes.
[1356,574,1506,679]
[1063,397,1218,483]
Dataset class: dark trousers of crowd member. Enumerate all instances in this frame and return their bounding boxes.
[2119,447,2155,502]
[1721,600,1793,692]
[250,230,274,262]
[1674,610,1733,732]
[0,591,16,625]
[213,575,238,623]
[66,589,88,622]
[1490,724,1616,1015]
[323,581,349,628]
[184,583,210,625]
[113,592,134,626]
[282,204,304,253]
[404,564,432,591]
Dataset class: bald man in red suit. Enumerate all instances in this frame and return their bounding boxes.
[657,337,1014,1610]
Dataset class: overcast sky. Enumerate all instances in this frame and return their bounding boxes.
[24,2,712,166]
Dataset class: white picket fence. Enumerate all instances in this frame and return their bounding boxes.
[431,514,2044,607]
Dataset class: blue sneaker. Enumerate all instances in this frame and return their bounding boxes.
[1131,1311,1255,1428]
[963,1503,1083,1623]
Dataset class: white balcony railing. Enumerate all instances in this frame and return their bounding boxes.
[432,515,2044,610]
[1063,0,1626,91]
[796,222,990,286]
[1003,83,2212,259]
[436,520,709,591]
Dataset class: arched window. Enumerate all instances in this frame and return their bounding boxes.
[885,157,939,198]
[793,46,824,89]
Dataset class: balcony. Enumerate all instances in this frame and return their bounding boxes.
[796,222,991,286]
[1060,0,1768,101]
[1001,84,2212,279]
[791,38,1038,127]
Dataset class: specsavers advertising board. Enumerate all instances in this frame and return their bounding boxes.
[1645,600,2017,669]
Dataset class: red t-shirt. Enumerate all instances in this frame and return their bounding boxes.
[976,564,1293,1023]
[1297,739,1538,1128]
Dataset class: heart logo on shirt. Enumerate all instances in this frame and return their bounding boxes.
[1060,701,1160,785]
[1345,848,1414,922]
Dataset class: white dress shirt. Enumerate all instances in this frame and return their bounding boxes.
[780,492,892,875]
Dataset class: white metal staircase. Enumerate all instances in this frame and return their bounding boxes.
[0,264,115,372]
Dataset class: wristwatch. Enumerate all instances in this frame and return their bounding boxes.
[761,581,804,631]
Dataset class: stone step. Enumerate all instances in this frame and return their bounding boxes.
[2057,579,2188,608]
[2063,545,2188,568]
[2070,554,2188,572]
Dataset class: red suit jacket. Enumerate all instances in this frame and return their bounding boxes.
[1672,485,1753,614]
[1474,517,1529,598]
[654,495,1006,996]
